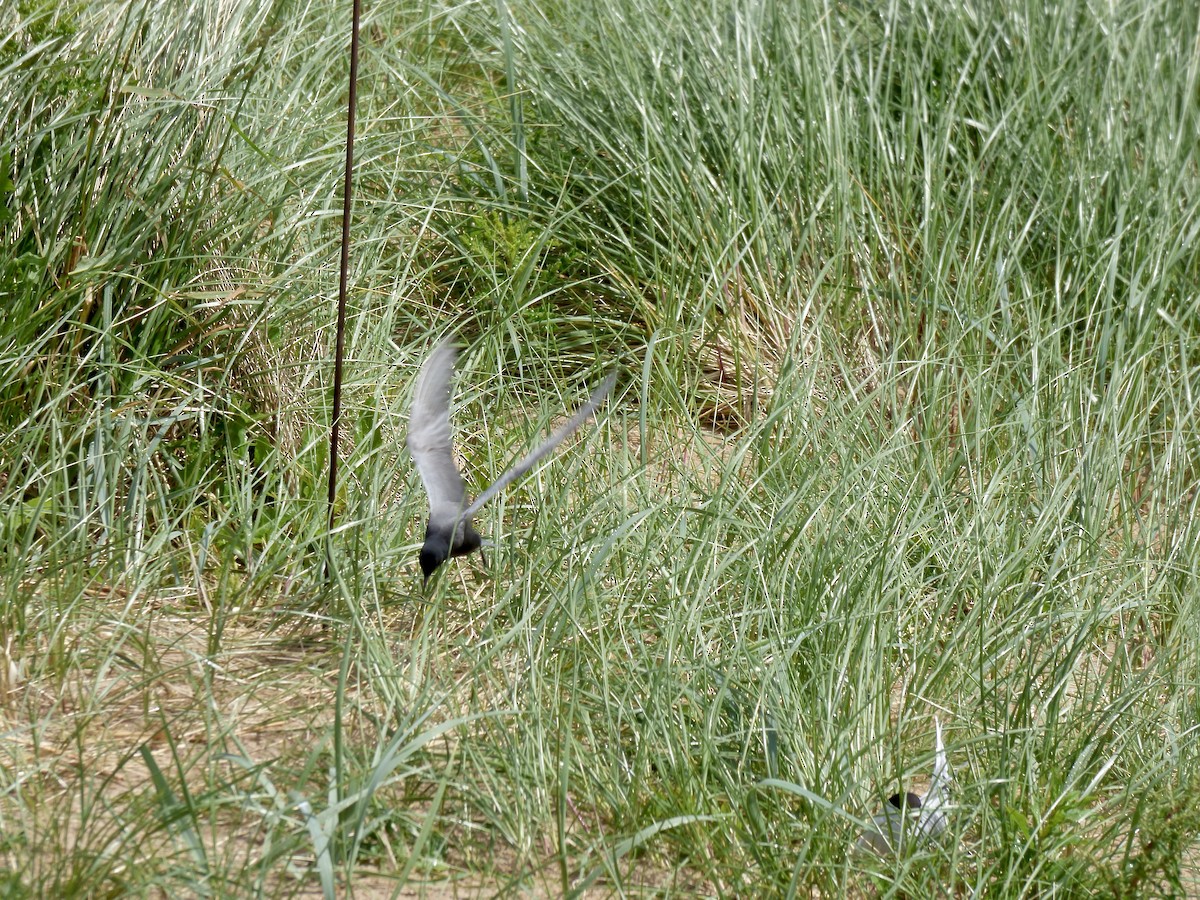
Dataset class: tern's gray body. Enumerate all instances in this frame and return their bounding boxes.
[406,340,615,582]
[857,717,952,856]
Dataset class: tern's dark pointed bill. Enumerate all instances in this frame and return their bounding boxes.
[406,340,615,582]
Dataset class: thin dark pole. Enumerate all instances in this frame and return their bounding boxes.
[326,0,362,582]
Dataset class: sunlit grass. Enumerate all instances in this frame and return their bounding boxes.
[2,0,1199,895]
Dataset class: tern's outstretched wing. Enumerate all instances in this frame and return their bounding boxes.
[459,370,617,522]
[406,341,469,528]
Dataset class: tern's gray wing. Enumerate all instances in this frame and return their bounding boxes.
[929,717,951,803]
[406,341,469,528]
[459,370,617,521]
[916,716,951,838]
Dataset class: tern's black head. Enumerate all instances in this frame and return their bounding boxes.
[419,532,451,583]
[888,791,924,811]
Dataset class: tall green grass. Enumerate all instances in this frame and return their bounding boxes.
[2,0,1198,895]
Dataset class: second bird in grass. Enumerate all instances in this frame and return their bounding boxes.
[856,717,953,856]
[406,340,616,583]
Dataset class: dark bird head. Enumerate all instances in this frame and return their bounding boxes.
[419,531,451,584]
[888,791,924,811]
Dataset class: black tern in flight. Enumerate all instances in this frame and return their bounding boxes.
[406,340,616,583]
[856,717,952,856]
